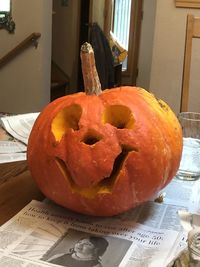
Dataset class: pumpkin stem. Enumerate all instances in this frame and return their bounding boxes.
[80,42,102,96]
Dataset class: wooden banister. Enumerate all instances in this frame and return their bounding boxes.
[0,32,41,69]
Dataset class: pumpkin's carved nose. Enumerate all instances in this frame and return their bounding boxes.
[81,129,102,145]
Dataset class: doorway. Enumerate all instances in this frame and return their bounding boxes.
[51,0,143,100]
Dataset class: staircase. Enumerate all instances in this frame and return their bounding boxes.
[51,61,70,101]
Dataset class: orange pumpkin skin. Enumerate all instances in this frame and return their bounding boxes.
[27,86,182,216]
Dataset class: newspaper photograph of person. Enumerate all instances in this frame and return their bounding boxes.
[42,228,133,267]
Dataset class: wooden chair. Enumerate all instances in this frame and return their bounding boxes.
[180,14,200,112]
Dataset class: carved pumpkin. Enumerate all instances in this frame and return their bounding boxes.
[27,43,182,216]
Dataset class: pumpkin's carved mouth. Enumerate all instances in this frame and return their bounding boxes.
[55,145,137,198]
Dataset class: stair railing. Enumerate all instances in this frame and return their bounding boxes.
[0,32,41,69]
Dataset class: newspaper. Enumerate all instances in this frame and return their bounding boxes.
[0,200,186,267]
[167,209,200,266]
[0,112,39,145]
[155,176,200,214]
[0,140,27,163]
[152,177,200,266]
[0,113,39,163]
[0,141,26,154]
[0,152,26,163]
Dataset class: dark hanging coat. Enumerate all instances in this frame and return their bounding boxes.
[89,23,115,90]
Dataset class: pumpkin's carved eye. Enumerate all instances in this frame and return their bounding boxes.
[102,105,135,129]
[51,104,82,141]
[82,129,102,145]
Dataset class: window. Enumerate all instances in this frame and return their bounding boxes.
[0,0,10,12]
[112,0,132,70]
[112,0,132,51]
[104,0,143,85]
[0,0,10,21]
[0,0,15,33]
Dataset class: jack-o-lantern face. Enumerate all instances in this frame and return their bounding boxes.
[52,102,137,197]
[27,87,182,216]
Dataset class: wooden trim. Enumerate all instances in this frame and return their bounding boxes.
[104,0,113,39]
[122,0,143,85]
[181,15,193,112]
[193,17,200,35]
[180,14,200,111]
[175,0,200,8]
[0,32,41,69]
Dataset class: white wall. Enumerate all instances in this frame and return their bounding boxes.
[137,0,157,89]
[0,0,52,114]
[138,0,200,114]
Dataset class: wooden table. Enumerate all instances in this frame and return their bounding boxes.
[0,160,44,225]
